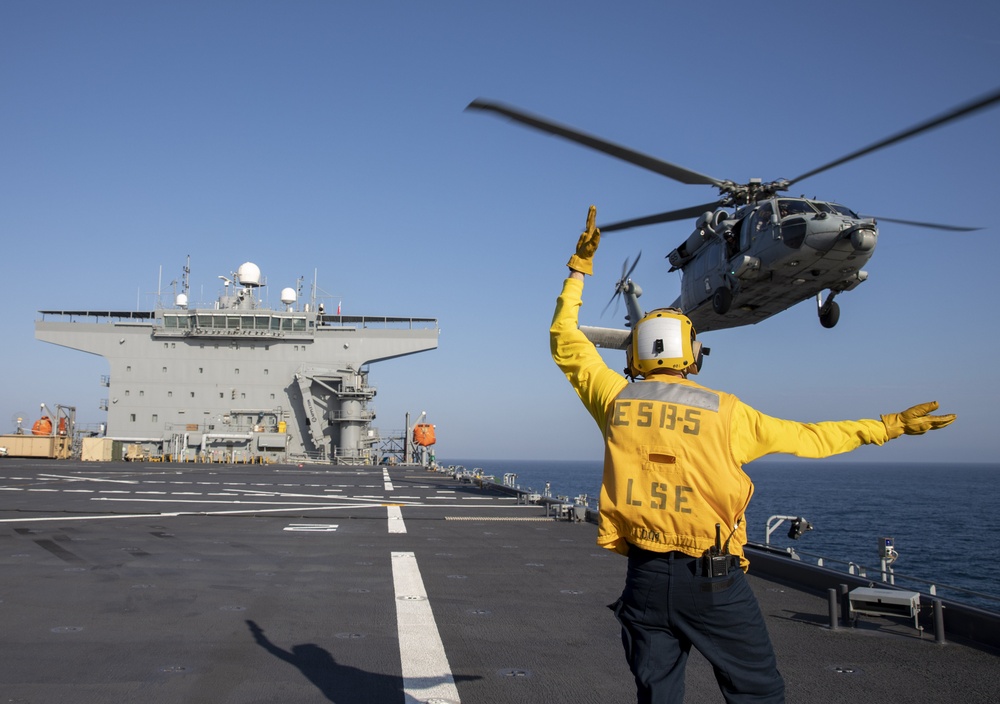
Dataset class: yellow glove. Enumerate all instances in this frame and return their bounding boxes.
[881,401,956,440]
[567,205,601,275]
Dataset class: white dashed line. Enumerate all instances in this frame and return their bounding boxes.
[387,505,406,534]
[391,552,460,703]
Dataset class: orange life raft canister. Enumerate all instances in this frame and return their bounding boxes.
[413,423,436,447]
[32,416,53,436]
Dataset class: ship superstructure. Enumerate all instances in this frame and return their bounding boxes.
[35,261,438,464]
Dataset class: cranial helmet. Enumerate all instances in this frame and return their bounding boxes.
[627,308,705,378]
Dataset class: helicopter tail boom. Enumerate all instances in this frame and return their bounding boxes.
[580,326,631,350]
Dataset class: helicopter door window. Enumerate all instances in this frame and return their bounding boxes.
[725,217,749,258]
[739,218,752,251]
[754,203,774,233]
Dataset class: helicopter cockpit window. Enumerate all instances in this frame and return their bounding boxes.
[776,199,817,219]
[814,201,859,218]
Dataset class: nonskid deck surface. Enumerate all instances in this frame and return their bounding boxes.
[1,460,997,704]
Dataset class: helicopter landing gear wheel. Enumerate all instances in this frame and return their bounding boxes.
[712,287,733,315]
[819,301,840,329]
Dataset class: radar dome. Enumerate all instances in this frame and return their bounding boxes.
[175,293,189,308]
[237,262,262,286]
[280,287,297,305]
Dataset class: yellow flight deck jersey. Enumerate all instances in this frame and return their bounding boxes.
[550,277,892,569]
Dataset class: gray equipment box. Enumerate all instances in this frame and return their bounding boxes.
[849,587,921,629]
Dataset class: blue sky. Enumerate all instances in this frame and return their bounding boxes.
[2,1,998,463]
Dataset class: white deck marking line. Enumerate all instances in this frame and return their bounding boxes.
[0,503,388,524]
[88,496,431,510]
[383,469,395,491]
[38,473,138,484]
[387,505,406,534]
[228,487,353,500]
[391,551,460,704]
[284,524,339,532]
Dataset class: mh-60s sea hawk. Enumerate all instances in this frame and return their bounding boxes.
[468,88,1000,334]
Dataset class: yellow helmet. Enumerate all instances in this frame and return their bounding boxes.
[628,308,704,377]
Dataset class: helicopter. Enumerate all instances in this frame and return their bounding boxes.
[467,88,1000,333]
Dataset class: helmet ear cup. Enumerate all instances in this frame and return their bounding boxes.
[625,338,635,378]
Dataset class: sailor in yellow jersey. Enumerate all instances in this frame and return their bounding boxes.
[550,206,956,704]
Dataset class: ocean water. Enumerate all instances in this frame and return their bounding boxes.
[442,458,1000,611]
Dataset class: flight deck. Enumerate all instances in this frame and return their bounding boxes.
[1,460,997,703]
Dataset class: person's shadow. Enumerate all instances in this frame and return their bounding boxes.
[246,619,479,703]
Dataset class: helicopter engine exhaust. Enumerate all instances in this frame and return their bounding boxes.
[668,210,729,270]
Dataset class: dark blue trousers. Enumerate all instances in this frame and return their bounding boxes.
[612,546,785,704]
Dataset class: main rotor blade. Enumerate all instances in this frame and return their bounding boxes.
[467,99,724,188]
[787,86,1000,186]
[600,202,723,232]
[862,215,980,232]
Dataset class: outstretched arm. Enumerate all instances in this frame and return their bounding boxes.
[731,401,956,464]
[551,206,627,429]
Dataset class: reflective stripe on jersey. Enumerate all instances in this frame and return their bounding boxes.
[614,382,720,413]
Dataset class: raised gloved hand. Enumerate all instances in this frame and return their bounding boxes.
[881,401,956,439]
[567,205,601,275]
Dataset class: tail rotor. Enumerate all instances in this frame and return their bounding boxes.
[603,252,642,323]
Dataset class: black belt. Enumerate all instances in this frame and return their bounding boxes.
[626,545,739,590]
[628,546,739,571]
